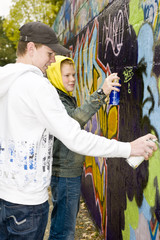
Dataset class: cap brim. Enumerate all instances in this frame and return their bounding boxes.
[46,43,71,55]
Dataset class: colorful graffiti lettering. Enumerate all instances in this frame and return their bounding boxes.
[54,0,160,239]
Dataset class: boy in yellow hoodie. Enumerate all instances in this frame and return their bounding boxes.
[46,55,121,239]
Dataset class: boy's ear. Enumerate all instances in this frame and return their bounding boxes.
[27,42,36,56]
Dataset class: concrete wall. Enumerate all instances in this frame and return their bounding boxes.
[53,0,160,239]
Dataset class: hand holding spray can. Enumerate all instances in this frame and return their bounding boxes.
[109,78,121,105]
[126,138,160,169]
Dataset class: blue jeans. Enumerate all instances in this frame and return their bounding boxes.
[0,199,49,240]
[49,176,81,240]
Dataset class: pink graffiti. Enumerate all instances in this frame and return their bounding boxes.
[102,10,124,57]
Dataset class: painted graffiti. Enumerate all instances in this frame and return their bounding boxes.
[102,10,124,57]
[54,0,160,239]
[141,0,159,25]
[123,66,134,94]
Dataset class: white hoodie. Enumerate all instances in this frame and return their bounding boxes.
[0,63,131,205]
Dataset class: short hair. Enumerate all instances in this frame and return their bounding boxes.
[61,59,74,68]
[16,41,43,57]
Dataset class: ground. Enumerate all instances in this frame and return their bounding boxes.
[44,188,104,240]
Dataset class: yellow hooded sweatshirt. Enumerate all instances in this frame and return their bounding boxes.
[47,55,75,96]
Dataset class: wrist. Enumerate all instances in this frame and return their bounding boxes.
[97,88,106,96]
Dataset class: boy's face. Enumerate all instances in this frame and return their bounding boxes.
[31,44,56,74]
[61,64,76,92]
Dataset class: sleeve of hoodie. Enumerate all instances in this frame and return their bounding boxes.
[32,77,131,159]
[60,91,106,128]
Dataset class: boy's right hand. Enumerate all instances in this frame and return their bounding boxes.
[102,73,121,96]
[130,134,157,160]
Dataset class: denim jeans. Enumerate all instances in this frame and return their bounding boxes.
[0,199,49,240]
[49,176,81,240]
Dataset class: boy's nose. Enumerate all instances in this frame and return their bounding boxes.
[71,75,76,81]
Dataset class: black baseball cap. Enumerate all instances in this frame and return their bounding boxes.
[19,21,70,55]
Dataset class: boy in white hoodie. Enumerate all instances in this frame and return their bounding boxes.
[0,21,157,240]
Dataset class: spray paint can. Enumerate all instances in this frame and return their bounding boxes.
[109,79,121,105]
[126,139,160,169]
[126,156,144,169]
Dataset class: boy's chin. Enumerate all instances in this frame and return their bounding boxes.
[67,88,74,92]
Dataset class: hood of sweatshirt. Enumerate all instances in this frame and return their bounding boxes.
[0,63,43,98]
[46,55,74,96]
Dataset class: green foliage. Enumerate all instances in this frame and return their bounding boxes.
[3,0,64,47]
[0,17,16,66]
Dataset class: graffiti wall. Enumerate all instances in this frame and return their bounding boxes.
[53,0,160,239]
